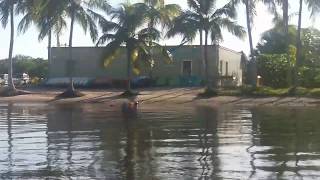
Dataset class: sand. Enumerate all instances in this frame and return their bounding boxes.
[0,87,320,108]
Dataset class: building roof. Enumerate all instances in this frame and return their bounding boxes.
[52,44,243,55]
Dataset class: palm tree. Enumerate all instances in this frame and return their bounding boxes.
[60,0,110,97]
[168,0,246,91]
[294,0,320,87]
[234,0,257,86]
[261,0,289,35]
[143,0,181,77]
[144,0,181,34]
[17,0,67,75]
[294,0,303,88]
[0,0,19,95]
[97,3,172,94]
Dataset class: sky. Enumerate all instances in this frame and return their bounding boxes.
[0,0,319,59]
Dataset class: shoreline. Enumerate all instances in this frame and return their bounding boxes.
[0,87,320,107]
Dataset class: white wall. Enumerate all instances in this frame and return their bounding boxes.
[218,47,243,86]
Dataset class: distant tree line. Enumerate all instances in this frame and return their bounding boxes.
[0,55,48,79]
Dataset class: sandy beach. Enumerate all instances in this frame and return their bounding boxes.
[0,87,319,107]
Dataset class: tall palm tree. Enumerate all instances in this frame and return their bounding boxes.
[294,0,320,87]
[234,0,257,86]
[97,3,172,94]
[168,0,246,90]
[0,0,19,94]
[294,0,303,88]
[61,0,110,97]
[17,0,67,74]
[244,0,257,87]
[36,0,67,63]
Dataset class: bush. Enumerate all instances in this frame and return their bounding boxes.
[198,88,218,98]
[256,54,291,88]
[240,85,257,96]
[239,86,290,97]
[299,67,320,88]
[308,88,320,97]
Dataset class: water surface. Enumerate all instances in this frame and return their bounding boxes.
[0,103,320,179]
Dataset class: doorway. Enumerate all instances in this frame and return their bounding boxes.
[182,61,192,76]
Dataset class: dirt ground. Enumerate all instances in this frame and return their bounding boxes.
[1,87,320,107]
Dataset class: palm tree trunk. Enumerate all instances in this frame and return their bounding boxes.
[245,0,254,56]
[126,47,132,92]
[282,0,291,86]
[283,0,289,35]
[204,30,211,89]
[245,0,256,87]
[48,29,52,77]
[200,30,205,78]
[8,4,16,91]
[68,9,75,92]
[148,21,154,79]
[294,0,303,88]
[56,32,60,47]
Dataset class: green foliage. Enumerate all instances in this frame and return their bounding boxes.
[309,88,320,97]
[97,3,173,86]
[256,54,291,88]
[299,67,320,87]
[256,25,297,54]
[0,55,48,78]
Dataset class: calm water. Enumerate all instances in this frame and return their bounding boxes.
[0,103,320,179]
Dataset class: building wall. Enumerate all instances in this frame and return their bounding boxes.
[218,47,243,86]
[50,47,128,79]
[49,45,242,86]
[152,45,218,80]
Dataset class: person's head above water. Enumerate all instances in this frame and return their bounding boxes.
[121,100,139,114]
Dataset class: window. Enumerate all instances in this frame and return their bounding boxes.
[220,61,223,75]
[182,61,192,76]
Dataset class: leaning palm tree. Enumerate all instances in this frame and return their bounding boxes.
[97,3,172,95]
[0,0,19,95]
[60,0,110,98]
[168,0,246,91]
[294,0,320,87]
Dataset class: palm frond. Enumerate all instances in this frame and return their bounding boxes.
[307,0,320,17]
[138,27,161,41]
[97,34,117,46]
[17,12,33,34]
[212,0,237,19]
[85,0,111,13]
[218,18,246,39]
[0,0,10,28]
[187,0,201,13]
[102,40,123,68]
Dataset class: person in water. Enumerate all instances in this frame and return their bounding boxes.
[121,100,139,115]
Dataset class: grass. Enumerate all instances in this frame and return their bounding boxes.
[217,86,320,98]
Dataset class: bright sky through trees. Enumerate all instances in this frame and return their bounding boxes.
[0,0,318,59]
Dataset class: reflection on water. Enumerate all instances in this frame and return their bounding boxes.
[0,104,320,179]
